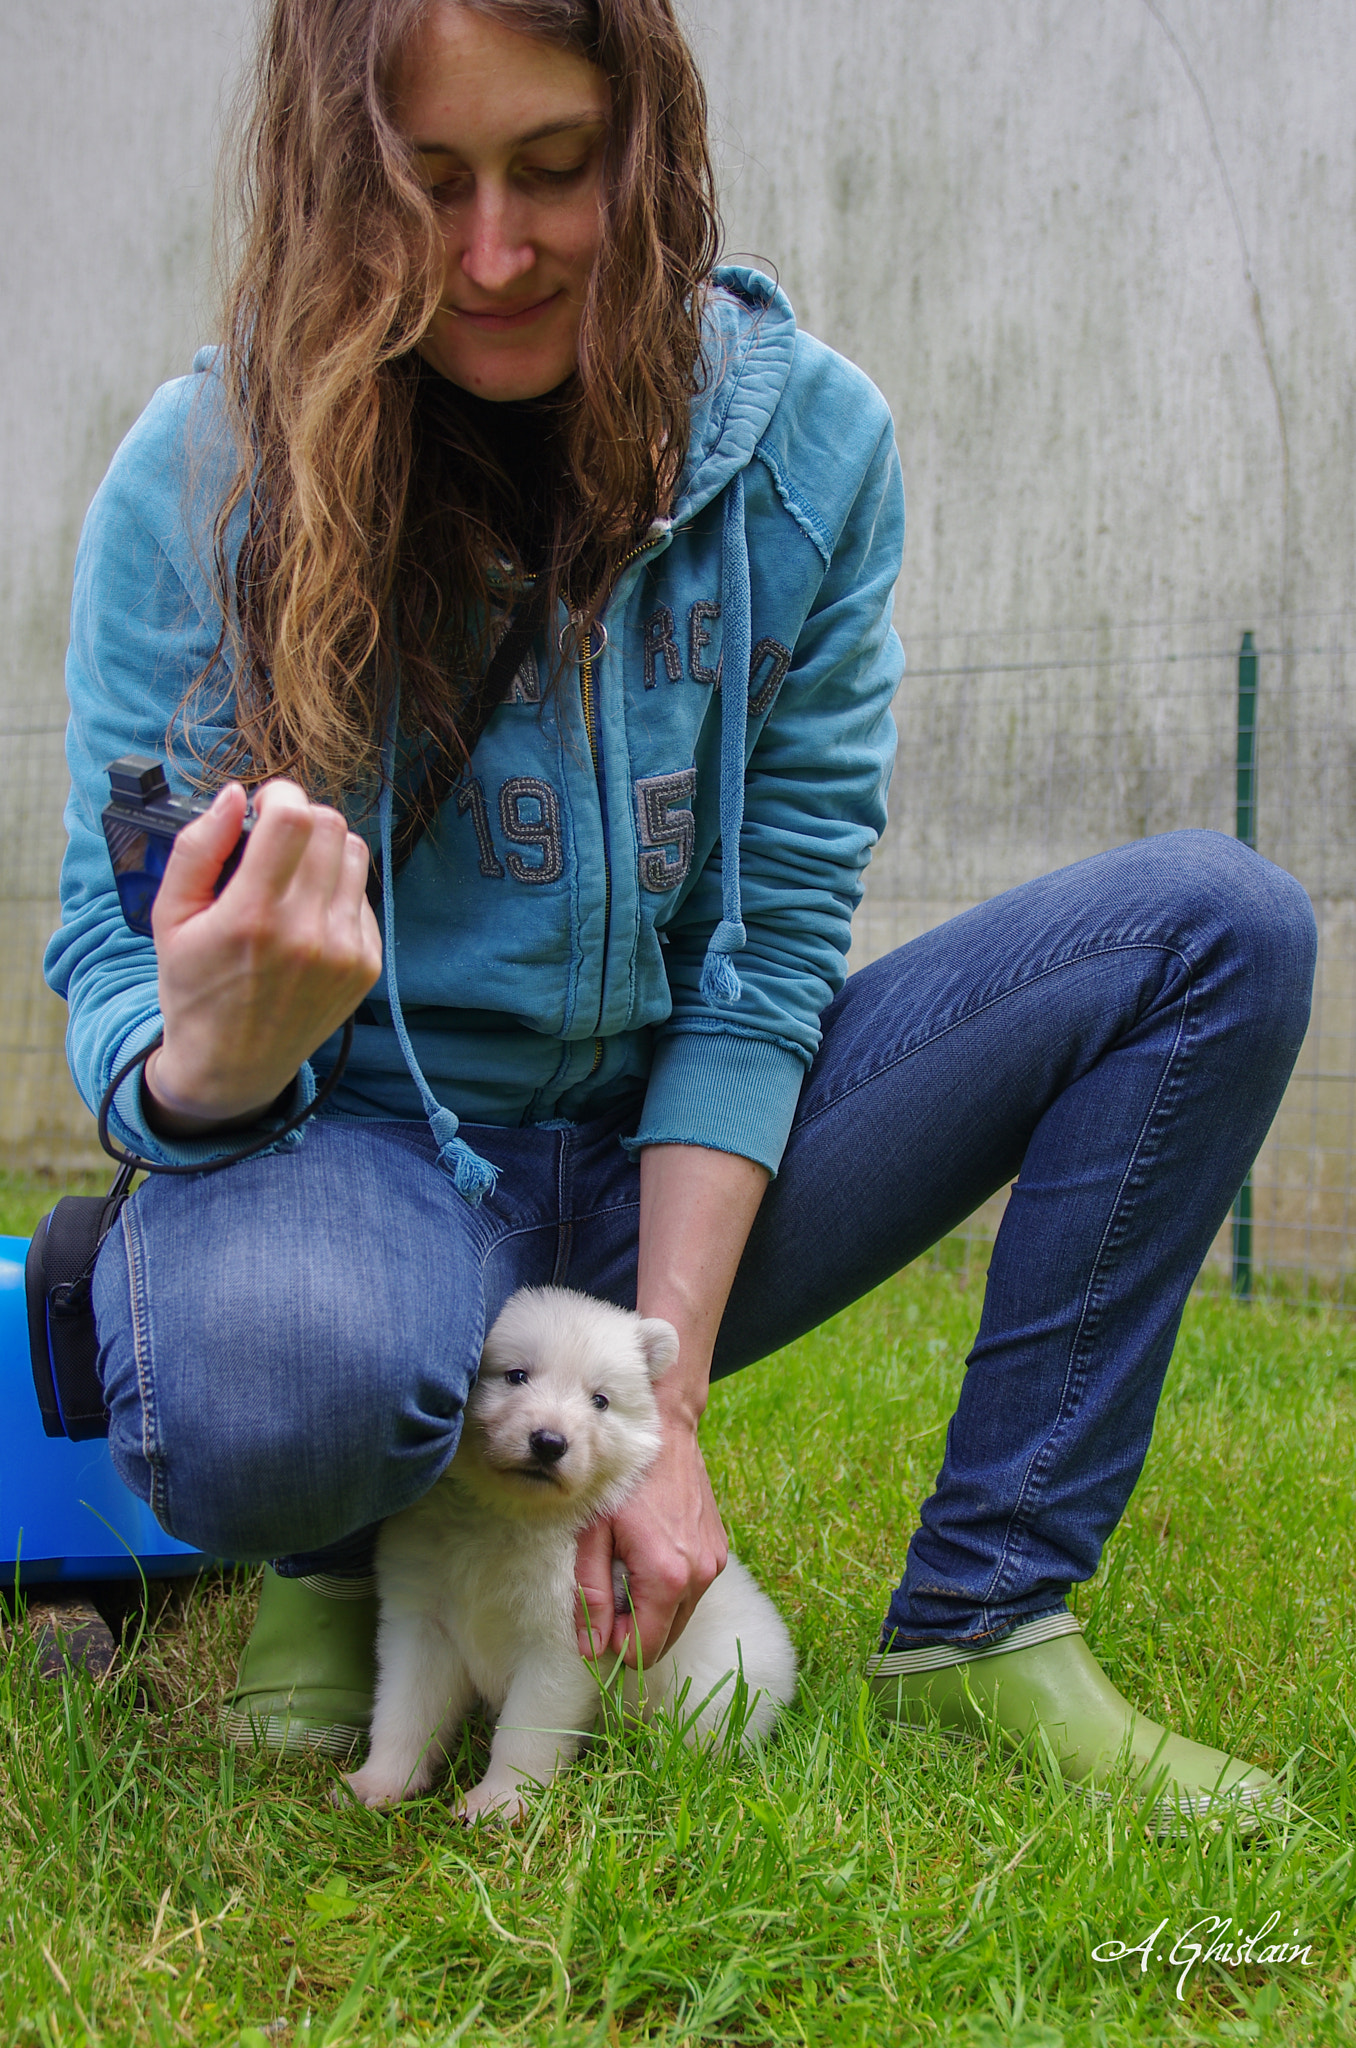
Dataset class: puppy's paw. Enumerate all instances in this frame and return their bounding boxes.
[342,1764,413,1810]
[456,1778,528,1827]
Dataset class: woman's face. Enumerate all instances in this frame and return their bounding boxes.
[394,5,610,402]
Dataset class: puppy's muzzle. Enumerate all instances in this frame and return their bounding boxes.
[527,1430,568,1467]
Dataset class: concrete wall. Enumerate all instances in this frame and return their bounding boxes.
[685,0,1356,1285]
[4,2,1354,1272]
[684,0,1355,642]
[1,0,255,1165]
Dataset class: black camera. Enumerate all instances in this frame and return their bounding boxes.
[102,755,255,936]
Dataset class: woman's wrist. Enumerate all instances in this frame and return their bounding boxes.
[141,1045,297,1138]
[633,1286,714,1427]
[650,1351,711,1432]
[635,1142,767,1432]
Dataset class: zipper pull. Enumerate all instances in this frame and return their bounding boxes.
[558,610,609,662]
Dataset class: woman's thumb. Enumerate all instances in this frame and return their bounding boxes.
[151,784,246,933]
[574,1522,615,1660]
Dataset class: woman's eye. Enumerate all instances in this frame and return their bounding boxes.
[591,1393,609,1411]
[428,170,472,205]
[505,1369,529,1387]
[521,159,590,189]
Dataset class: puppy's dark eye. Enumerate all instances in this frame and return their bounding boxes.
[592,1393,609,1411]
[505,1369,529,1387]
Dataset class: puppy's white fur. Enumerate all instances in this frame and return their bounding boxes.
[346,1285,796,1819]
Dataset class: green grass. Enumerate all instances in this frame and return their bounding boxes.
[4,1252,1356,2043]
[0,1168,113,1239]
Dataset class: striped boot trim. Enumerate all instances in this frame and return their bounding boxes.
[866,1610,1082,1681]
[1072,1776,1283,1838]
[220,1708,367,1760]
[297,1572,379,1602]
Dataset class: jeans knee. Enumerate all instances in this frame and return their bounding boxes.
[105,1266,476,1562]
[1151,831,1316,1041]
[93,1120,489,1562]
[166,1347,469,1561]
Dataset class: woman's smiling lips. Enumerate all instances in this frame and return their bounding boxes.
[442,291,564,331]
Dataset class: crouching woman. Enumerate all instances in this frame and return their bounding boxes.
[46,0,1315,1828]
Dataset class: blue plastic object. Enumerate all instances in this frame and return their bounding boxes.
[1,1234,209,1584]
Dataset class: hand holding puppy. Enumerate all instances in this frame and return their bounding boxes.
[574,1417,728,1665]
[572,1141,769,1669]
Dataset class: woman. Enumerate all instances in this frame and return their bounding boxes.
[47,0,1314,1827]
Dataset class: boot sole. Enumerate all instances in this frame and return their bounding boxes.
[872,1702,1283,1837]
[220,1708,368,1760]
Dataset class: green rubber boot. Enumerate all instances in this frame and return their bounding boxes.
[221,1567,377,1760]
[867,1613,1283,1836]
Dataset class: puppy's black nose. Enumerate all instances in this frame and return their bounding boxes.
[528,1430,568,1465]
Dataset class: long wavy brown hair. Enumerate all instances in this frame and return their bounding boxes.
[196,0,720,803]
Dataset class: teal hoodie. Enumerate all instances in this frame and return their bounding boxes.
[45,269,904,1181]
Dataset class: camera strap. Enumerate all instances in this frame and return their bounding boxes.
[365,582,548,907]
[95,1013,355,1177]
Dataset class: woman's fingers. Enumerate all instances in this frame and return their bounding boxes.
[179,782,374,974]
[612,1559,693,1667]
[612,1541,724,1665]
[273,803,356,959]
[234,780,337,907]
[591,1433,728,1669]
[339,833,383,975]
[340,829,373,911]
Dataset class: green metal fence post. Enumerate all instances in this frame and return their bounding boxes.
[1231,629,1257,1300]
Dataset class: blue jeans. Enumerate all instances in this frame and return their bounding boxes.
[92,832,1316,1647]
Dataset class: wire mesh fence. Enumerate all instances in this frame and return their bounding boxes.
[852,608,1356,1303]
[3,609,1354,1301]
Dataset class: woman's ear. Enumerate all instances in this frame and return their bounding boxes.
[636,1316,680,1382]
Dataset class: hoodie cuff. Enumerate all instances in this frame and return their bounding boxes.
[624,1026,808,1177]
[104,1013,317,1169]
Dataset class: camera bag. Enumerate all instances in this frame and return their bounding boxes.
[26,1170,136,1440]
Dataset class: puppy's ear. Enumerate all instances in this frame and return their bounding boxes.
[635,1317,680,1382]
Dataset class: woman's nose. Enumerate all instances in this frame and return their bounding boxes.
[460,189,535,293]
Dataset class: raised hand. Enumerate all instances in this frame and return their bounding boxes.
[144,779,382,1133]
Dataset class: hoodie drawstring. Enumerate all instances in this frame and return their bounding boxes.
[375,468,751,1185]
[378,652,498,1205]
[699,469,751,1007]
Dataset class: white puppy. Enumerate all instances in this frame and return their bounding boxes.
[345,1285,797,1820]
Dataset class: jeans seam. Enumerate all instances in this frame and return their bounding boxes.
[552,1127,573,1286]
[122,1196,169,1529]
[794,940,1194,1139]
[982,953,1197,1608]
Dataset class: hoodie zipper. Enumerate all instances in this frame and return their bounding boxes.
[579,624,609,1070]
[578,533,663,1073]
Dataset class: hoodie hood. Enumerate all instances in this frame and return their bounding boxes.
[676,268,800,524]
[679,269,800,1017]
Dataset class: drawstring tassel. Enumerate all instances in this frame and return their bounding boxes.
[378,654,498,1205]
[700,471,753,1008]
[427,1107,499,1202]
[700,918,746,1005]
